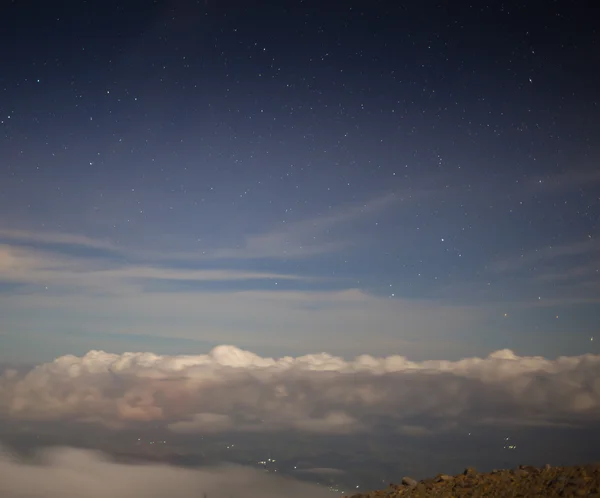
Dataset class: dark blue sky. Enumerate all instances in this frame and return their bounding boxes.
[0,0,598,362]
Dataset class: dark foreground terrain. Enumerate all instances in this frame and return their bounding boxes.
[344,463,600,497]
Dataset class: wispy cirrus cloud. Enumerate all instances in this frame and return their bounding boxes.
[0,228,120,252]
[0,243,314,297]
[1,243,310,280]
[489,236,600,274]
[531,168,600,193]
[210,192,400,259]
[0,220,486,361]
[0,283,483,360]
[0,191,403,262]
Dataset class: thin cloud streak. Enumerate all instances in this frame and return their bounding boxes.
[0,286,485,360]
[490,237,600,273]
[0,228,120,252]
[210,192,400,259]
[0,192,401,262]
[0,243,316,292]
[534,168,600,193]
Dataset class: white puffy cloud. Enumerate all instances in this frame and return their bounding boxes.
[1,346,600,434]
[0,445,333,498]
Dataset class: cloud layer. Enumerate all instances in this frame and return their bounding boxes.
[0,445,333,498]
[2,346,600,434]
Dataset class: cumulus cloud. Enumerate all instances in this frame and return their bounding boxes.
[0,445,333,498]
[1,346,600,435]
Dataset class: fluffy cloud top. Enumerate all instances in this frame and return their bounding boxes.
[0,445,334,498]
[1,346,600,434]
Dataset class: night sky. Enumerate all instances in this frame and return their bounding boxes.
[1,0,598,363]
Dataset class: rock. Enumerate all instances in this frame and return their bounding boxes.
[463,466,477,476]
[458,478,475,488]
[568,477,587,489]
[401,476,417,487]
[346,462,600,498]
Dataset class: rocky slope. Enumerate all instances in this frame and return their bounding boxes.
[344,463,600,497]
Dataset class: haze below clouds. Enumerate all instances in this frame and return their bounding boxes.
[0,445,333,498]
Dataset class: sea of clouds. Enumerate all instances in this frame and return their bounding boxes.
[1,345,600,435]
[0,445,334,498]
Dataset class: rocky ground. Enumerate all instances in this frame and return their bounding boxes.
[344,463,600,497]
